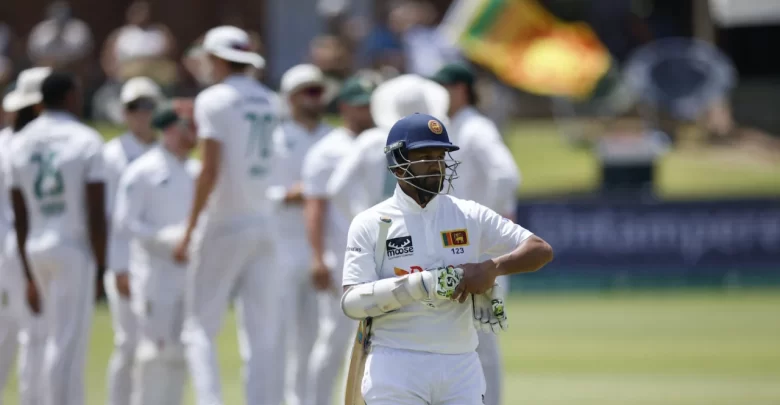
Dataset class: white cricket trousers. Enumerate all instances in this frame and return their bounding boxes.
[362,346,486,405]
[131,263,187,405]
[27,240,95,405]
[275,241,318,405]
[0,240,46,405]
[182,223,283,405]
[104,271,138,405]
[305,290,355,405]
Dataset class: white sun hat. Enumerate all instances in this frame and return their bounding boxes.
[280,64,325,95]
[120,76,163,104]
[3,67,52,113]
[202,25,265,69]
[370,74,450,130]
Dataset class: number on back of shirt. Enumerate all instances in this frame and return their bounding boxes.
[30,150,66,216]
[244,112,275,177]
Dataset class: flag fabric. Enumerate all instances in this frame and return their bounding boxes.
[439,0,612,99]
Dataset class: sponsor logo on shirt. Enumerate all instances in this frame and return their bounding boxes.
[386,236,414,258]
[441,229,469,247]
[346,246,362,253]
[393,265,423,276]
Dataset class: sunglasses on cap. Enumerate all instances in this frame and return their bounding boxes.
[125,98,158,112]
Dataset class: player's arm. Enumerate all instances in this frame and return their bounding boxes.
[175,95,223,262]
[452,204,553,301]
[10,188,33,284]
[326,144,371,218]
[340,216,459,320]
[301,150,332,288]
[85,138,108,271]
[469,122,520,218]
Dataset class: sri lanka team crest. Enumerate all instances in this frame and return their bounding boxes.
[428,119,443,134]
[441,229,469,247]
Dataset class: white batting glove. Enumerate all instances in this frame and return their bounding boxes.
[472,284,508,334]
[418,265,464,308]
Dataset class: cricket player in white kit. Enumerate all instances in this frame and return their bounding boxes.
[266,64,331,405]
[0,67,50,405]
[103,76,163,405]
[113,103,199,405]
[326,74,450,220]
[172,26,284,405]
[301,74,378,405]
[432,63,520,405]
[8,71,108,405]
[341,113,553,404]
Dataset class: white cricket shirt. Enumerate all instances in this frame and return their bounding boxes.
[194,74,282,229]
[447,107,520,216]
[269,120,331,242]
[6,111,105,249]
[0,127,13,244]
[103,132,156,270]
[326,127,396,220]
[113,146,200,281]
[301,127,356,266]
[342,185,533,354]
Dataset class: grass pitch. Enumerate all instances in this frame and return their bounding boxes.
[3,289,779,404]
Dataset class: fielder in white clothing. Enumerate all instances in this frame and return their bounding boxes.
[113,104,199,405]
[172,26,284,405]
[432,63,521,405]
[326,74,450,219]
[341,113,553,404]
[103,76,162,405]
[0,67,51,405]
[8,71,107,405]
[266,64,332,405]
[301,74,377,405]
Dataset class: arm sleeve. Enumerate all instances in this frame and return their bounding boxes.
[194,91,228,142]
[327,148,369,220]
[301,148,332,198]
[476,203,533,258]
[85,134,105,183]
[468,121,520,213]
[342,215,380,286]
[112,171,183,260]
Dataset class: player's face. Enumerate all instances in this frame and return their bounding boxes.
[291,85,325,116]
[123,97,157,134]
[176,118,198,151]
[405,147,446,194]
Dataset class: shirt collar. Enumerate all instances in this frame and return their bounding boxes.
[41,110,78,122]
[392,183,440,214]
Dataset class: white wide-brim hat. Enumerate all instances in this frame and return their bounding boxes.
[202,25,265,69]
[370,74,450,130]
[3,67,52,113]
[120,76,163,104]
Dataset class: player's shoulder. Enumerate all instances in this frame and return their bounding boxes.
[185,159,202,177]
[102,134,127,159]
[355,127,388,148]
[123,147,163,181]
[310,127,352,157]
[441,194,488,219]
[195,82,242,111]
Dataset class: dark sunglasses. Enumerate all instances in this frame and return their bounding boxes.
[300,86,325,97]
[125,98,157,112]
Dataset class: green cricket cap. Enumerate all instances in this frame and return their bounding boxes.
[431,63,475,86]
[151,104,180,130]
[338,75,377,106]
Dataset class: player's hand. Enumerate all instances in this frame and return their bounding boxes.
[422,265,464,301]
[173,234,190,264]
[115,272,131,299]
[26,280,41,315]
[472,284,508,334]
[451,261,499,303]
[311,260,333,291]
[284,183,305,204]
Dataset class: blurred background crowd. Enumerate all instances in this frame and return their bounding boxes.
[2,1,780,404]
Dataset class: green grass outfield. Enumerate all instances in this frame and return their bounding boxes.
[3,289,780,404]
[93,120,780,201]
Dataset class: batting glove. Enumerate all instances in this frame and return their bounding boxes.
[472,283,508,334]
[418,265,464,308]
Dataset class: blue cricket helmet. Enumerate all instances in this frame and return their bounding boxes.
[384,113,461,200]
